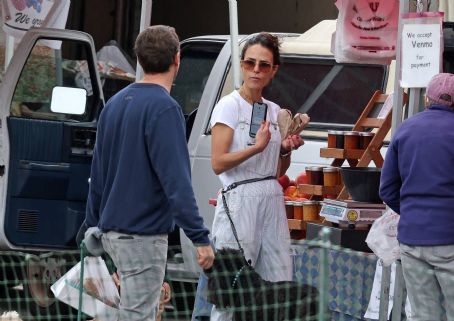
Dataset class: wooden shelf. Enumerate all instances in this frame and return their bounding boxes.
[297,184,342,196]
[320,148,365,160]
[288,219,322,231]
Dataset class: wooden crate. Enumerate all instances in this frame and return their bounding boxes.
[288,219,322,231]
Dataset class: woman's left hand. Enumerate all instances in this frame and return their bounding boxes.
[281,135,304,153]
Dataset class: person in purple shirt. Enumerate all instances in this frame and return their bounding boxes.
[380,73,454,321]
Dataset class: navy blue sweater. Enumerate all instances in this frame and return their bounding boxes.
[85,83,210,245]
[380,104,454,246]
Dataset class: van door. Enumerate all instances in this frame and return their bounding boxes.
[0,28,103,251]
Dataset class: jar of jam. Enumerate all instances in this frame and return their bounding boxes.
[293,201,304,220]
[323,167,339,186]
[359,132,375,149]
[302,200,319,221]
[344,131,360,149]
[285,201,294,219]
[327,130,335,148]
[328,130,345,148]
[306,166,324,185]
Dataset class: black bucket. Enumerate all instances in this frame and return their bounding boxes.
[340,167,382,203]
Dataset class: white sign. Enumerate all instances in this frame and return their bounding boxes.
[1,0,70,40]
[401,24,441,88]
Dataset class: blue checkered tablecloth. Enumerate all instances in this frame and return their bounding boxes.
[192,240,379,321]
[291,241,378,321]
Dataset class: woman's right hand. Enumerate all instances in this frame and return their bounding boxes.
[254,121,271,152]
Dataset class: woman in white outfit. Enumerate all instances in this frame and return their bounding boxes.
[209,32,304,321]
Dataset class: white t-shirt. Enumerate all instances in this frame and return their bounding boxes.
[210,90,282,187]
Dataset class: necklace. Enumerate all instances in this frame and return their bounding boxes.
[238,86,261,105]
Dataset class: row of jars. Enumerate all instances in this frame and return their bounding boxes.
[306,166,341,186]
[285,200,320,221]
[327,130,375,150]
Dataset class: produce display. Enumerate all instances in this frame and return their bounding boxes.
[278,172,310,201]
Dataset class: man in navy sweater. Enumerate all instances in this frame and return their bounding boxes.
[380,73,454,321]
[85,25,214,321]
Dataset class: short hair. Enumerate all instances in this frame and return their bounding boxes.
[134,25,180,74]
[241,32,281,66]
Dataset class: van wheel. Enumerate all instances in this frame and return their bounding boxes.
[23,255,73,319]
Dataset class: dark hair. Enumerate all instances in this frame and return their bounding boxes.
[241,32,281,66]
[134,25,180,74]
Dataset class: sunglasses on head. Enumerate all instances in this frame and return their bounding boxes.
[241,59,273,73]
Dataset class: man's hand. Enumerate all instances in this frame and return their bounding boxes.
[196,245,215,269]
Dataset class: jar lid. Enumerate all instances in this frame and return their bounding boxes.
[344,131,360,136]
[328,130,344,135]
[306,166,324,171]
[359,132,375,136]
[293,201,304,205]
[323,167,339,173]
[302,200,319,205]
[285,201,295,205]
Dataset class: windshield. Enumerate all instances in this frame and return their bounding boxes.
[263,57,386,127]
[171,41,224,116]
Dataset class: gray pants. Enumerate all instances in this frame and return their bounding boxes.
[400,243,454,321]
[102,231,168,321]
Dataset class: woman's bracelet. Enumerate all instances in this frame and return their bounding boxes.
[280,150,291,158]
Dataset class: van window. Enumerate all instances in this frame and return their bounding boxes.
[263,57,386,128]
[212,56,386,133]
[11,38,100,122]
[171,41,224,115]
[444,22,454,73]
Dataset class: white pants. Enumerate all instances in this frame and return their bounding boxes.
[210,180,292,321]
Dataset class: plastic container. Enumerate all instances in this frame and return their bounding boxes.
[306,166,324,185]
[293,201,304,220]
[340,167,382,203]
[344,131,360,149]
[359,132,375,149]
[302,200,319,221]
[323,167,339,186]
[285,201,294,219]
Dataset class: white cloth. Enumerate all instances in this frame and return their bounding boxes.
[210,90,292,321]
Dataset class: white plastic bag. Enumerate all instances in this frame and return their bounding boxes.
[51,256,119,321]
[366,208,400,266]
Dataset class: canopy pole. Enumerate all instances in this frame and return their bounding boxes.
[4,35,14,70]
[135,0,152,81]
[228,0,241,89]
[391,0,409,135]
[407,0,429,117]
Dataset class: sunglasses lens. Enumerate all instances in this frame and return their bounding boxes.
[258,62,271,73]
[241,60,272,73]
[242,60,255,70]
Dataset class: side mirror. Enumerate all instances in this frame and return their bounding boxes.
[50,86,87,115]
